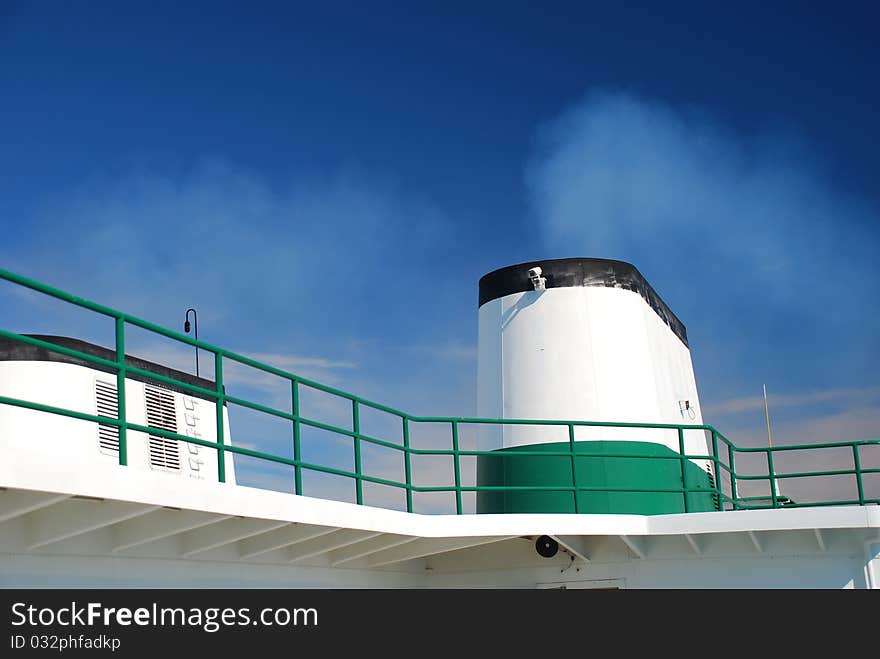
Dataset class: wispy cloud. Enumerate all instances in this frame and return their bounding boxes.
[101,340,354,390]
[405,342,478,362]
[704,386,880,416]
[527,90,880,404]
[244,352,356,371]
[0,160,456,350]
[0,159,482,506]
[0,159,477,414]
[222,350,357,396]
[528,90,880,301]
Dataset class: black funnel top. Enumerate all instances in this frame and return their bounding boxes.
[478,257,688,347]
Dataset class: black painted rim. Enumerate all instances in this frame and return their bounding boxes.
[0,335,220,399]
[478,257,688,347]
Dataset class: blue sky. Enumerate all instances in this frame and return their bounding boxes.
[1,2,878,505]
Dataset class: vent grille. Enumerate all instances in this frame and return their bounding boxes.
[707,468,721,511]
[95,379,119,456]
[145,384,180,471]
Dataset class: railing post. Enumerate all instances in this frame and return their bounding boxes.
[766,449,777,508]
[853,444,865,506]
[569,424,579,513]
[451,420,462,515]
[20,267,880,515]
[215,351,226,483]
[352,400,363,505]
[711,430,721,511]
[728,444,739,510]
[678,427,689,513]
[291,379,302,496]
[114,317,127,466]
[402,417,413,513]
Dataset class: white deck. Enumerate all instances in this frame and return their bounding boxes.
[2,455,879,588]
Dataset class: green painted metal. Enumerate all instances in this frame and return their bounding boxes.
[766,450,777,508]
[402,417,413,513]
[710,430,721,511]
[476,441,718,515]
[735,467,878,480]
[853,445,864,506]
[292,380,303,496]
[215,351,225,483]
[727,444,739,510]
[114,317,127,467]
[353,400,363,505]
[678,427,689,513]
[568,424,579,514]
[451,421,462,515]
[1,266,878,514]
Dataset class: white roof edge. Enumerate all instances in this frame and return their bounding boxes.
[2,461,877,539]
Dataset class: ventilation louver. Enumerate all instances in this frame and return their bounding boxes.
[145,384,181,471]
[707,468,721,511]
[94,379,120,456]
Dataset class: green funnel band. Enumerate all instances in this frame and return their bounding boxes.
[476,440,718,515]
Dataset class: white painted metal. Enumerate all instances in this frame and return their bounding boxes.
[684,533,702,555]
[180,518,290,556]
[866,539,880,589]
[620,535,647,559]
[0,314,875,588]
[366,536,517,568]
[537,578,625,589]
[288,530,383,563]
[478,284,709,467]
[330,535,418,566]
[112,510,232,552]
[551,535,591,562]
[0,490,71,523]
[26,499,159,549]
[0,361,236,484]
[238,524,340,559]
[1,468,877,587]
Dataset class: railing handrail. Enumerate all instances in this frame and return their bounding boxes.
[1,267,876,514]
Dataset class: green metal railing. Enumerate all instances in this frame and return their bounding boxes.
[0,267,878,514]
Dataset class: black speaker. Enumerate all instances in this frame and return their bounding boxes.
[535,535,559,558]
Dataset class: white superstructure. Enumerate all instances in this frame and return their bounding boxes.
[0,351,234,487]
[0,469,877,588]
[479,280,703,453]
[0,269,877,589]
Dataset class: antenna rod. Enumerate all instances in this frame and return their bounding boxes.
[763,383,778,499]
